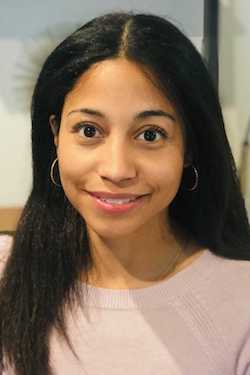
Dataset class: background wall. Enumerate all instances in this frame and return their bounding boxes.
[0,0,204,209]
[219,0,250,216]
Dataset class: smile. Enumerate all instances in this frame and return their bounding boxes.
[87,192,149,214]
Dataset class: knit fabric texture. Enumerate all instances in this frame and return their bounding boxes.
[0,235,249,375]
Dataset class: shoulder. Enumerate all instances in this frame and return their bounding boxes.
[200,251,250,310]
[197,249,250,287]
[0,234,13,276]
[184,249,250,330]
[217,255,250,325]
[182,250,250,373]
[200,253,250,344]
[214,253,250,295]
[0,235,13,258]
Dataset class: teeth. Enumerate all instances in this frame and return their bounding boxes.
[99,197,137,204]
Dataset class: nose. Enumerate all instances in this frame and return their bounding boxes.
[98,141,137,183]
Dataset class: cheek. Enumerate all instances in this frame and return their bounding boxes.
[148,151,184,196]
[57,142,85,189]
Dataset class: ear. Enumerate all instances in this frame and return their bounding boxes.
[49,115,59,148]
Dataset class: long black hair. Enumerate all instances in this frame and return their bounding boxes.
[0,10,249,375]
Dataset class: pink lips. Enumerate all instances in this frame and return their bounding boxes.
[88,192,148,213]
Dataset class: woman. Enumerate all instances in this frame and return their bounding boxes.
[0,11,250,375]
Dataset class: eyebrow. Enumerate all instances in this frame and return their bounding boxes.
[67,108,176,123]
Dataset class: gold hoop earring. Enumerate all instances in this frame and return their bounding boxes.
[186,165,199,191]
[50,158,62,187]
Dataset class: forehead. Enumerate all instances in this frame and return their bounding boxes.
[62,58,176,114]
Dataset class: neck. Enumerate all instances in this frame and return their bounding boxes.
[80,225,199,289]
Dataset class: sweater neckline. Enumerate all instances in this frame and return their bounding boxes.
[78,249,219,309]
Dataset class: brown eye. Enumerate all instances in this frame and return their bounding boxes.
[137,126,168,142]
[72,123,102,138]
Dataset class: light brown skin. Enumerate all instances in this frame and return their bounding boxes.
[50,58,204,289]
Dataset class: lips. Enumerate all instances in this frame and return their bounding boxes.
[87,191,148,199]
[89,191,148,213]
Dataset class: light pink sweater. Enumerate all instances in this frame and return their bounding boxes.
[0,235,250,375]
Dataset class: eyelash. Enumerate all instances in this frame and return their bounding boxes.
[72,122,168,142]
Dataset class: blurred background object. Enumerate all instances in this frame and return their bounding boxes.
[0,208,22,233]
[239,119,250,215]
[203,0,219,89]
[218,0,250,219]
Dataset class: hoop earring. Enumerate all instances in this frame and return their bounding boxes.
[50,157,62,187]
[186,165,199,191]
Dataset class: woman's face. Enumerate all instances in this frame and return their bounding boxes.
[50,58,186,238]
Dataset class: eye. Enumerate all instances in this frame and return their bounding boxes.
[137,126,168,142]
[72,123,168,142]
[72,123,102,139]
